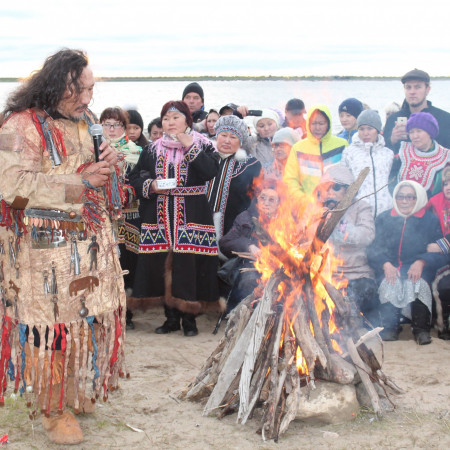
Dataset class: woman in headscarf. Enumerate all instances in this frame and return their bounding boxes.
[128,100,221,336]
[394,112,450,198]
[367,180,442,344]
[206,115,262,247]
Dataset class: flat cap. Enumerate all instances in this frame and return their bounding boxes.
[401,69,430,84]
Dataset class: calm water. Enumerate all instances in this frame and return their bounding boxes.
[2,79,450,134]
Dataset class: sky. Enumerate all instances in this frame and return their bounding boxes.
[1,0,449,78]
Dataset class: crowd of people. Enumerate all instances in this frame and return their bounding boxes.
[117,68,450,348]
[0,49,450,445]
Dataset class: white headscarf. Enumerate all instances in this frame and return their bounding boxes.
[393,180,428,218]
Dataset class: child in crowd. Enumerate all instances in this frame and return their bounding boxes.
[337,98,364,144]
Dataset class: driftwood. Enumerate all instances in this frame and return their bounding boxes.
[184,167,400,440]
[346,337,382,416]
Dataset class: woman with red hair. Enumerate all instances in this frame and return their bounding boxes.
[128,101,221,336]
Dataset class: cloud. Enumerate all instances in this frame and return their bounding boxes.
[0,0,449,77]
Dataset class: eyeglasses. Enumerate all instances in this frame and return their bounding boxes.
[102,122,123,129]
[395,194,417,202]
[259,195,279,204]
[330,183,348,191]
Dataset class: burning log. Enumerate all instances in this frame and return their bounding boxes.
[183,167,400,440]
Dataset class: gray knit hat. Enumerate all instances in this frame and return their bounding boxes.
[214,115,249,145]
[357,109,382,133]
[272,127,301,146]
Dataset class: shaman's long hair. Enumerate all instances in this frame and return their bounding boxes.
[3,48,89,117]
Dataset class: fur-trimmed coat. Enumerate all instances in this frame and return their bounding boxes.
[128,132,221,313]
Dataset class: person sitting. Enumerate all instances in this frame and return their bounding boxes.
[393,112,450,198]
[426,165,450,340]
[284,105,347,204]
[245,109,280,169]
[147,117,163,144]
[336,98,364,144]
[367,180,442,344]
[219,182,280,312]
[341,109,394,217]
[126,109,148,149]
[315,165,378,324]
[264,127,300,181]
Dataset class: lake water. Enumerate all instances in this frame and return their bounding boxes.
[2,79,450,134]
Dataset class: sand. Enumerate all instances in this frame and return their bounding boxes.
[1,308,449,449]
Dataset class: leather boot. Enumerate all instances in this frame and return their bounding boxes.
[182,313,198,337]
[155,306,181,334]
[411,299,432,345]
[41,410,83,445]
[379,302,401,341]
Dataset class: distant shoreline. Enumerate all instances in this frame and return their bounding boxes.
[2,75,450,83]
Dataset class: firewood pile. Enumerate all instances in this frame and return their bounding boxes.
[180,168,402,441]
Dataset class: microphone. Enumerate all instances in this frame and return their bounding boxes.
[89,124,104,162]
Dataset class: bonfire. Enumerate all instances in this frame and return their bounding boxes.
[181,168,402,441]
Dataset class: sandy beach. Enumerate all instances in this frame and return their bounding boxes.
[1,307,449,449]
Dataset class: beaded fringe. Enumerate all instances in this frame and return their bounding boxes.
[0,308,127,417]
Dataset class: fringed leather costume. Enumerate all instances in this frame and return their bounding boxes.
[0,108,127,416]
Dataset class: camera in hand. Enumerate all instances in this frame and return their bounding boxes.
[247,110,263,117]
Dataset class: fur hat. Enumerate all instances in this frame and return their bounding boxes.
[272,127,300,146]
[357,109,382,133]
[182,82,204,102]
[338,98,363,119]
[406,112,439,139]
[127,110,144,130]
[214,115,248,145]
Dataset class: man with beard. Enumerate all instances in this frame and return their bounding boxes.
[0,49,126,444]
[384,69,450,153]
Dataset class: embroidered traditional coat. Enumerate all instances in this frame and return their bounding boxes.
[398,141,450,198]
[128,133,220,307]
[206,150,262,241]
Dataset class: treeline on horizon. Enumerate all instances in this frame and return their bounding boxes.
[2,75,450,83]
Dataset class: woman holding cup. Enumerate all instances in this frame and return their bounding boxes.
[128,101,221,336]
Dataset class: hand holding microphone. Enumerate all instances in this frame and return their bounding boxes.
[84,124,118,188]
[89,124,119,165]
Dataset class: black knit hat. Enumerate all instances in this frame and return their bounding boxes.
[401,69,430,84]
[127,110,144,130]
[182,82,204,102]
